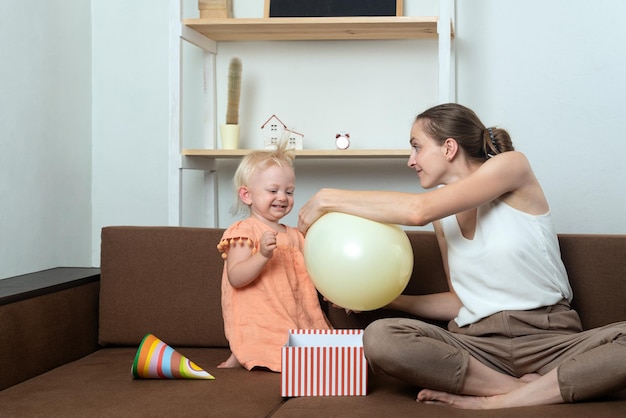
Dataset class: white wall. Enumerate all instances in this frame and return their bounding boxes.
[2,0,625,279]
[90,0,171,260]
[0,0,92,280]
[455,0,626,233]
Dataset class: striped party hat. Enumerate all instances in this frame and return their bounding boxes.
[131,333,215,380]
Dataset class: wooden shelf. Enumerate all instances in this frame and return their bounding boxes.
[183,16,446,41]
[183,149,410,159]
[170,2,454,226]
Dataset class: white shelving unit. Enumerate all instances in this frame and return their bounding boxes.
[168,0,455,227]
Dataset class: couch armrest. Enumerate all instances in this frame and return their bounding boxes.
[0,268,100,391]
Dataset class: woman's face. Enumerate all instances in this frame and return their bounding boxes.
[407,119,448,189]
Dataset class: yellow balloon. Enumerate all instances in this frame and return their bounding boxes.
[304,212,413,311]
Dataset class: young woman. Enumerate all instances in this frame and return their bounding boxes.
[218,144,330,372]
[298,103,626,409]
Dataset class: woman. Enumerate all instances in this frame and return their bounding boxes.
[298,103,626,409]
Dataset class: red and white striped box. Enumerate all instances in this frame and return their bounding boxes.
[281,329,368,397]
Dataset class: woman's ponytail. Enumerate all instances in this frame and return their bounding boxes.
[483,126,514,159]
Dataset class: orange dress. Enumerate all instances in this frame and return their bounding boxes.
[219,218,330,372]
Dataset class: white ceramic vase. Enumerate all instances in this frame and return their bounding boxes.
[220,124,240,150]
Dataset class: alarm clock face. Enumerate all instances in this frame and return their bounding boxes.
[335,133,350,150]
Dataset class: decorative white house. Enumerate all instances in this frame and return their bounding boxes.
[260,114,303,150]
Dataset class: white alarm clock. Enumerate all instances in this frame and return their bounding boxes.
[335,132,350,150]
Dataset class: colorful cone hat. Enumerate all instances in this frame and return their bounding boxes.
[132,333,215,380]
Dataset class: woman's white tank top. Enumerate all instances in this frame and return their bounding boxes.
[441,200,572,327]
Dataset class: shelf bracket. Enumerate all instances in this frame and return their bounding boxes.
[438,0,455,103]
[168,0,184,226]
[181,156,216,171]
[180,24,217,53]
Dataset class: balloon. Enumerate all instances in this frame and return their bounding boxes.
[304,212,413,311]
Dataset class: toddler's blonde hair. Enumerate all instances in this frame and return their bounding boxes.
[230,142,295,216]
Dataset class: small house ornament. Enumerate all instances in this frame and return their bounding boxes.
[260,114,303,150]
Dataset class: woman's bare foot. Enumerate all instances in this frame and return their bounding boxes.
[416,369,563,409]
[417,389,495,409]
[415,374,540,408]
[217,353,242,369]
[520,373,541,383]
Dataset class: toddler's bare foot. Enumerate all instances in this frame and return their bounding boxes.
[217,353,242,369]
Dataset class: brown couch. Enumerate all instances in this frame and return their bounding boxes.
[1,226,625,417]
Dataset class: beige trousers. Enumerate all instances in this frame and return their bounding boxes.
[363,300,626,402]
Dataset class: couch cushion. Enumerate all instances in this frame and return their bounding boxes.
[329,232,626,332]
[273,380,626,418]
[99,226,228,347]
[1,349,623,417]
[558,234,626,329]
[0,348,285,417]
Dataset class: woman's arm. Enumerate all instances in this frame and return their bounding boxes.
[298,151,538,233]
[386,220,462,321]
[385,292,462,321]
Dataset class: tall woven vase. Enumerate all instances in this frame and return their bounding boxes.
[221,57,241,149]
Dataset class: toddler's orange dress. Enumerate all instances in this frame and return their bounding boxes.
[218,217,330,372]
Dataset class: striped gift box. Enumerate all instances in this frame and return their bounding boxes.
[281,329,368,397]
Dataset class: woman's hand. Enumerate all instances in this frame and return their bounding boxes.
[323,297,361,315]
[298,189,332,234]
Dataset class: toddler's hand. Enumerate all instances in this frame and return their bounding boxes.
[259,231,278,259]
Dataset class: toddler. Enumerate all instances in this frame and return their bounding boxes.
[217,144,330,372]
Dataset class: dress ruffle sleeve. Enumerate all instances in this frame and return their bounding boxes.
[217,221,258,259]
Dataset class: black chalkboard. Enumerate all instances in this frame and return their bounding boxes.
[267,0,399,17]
